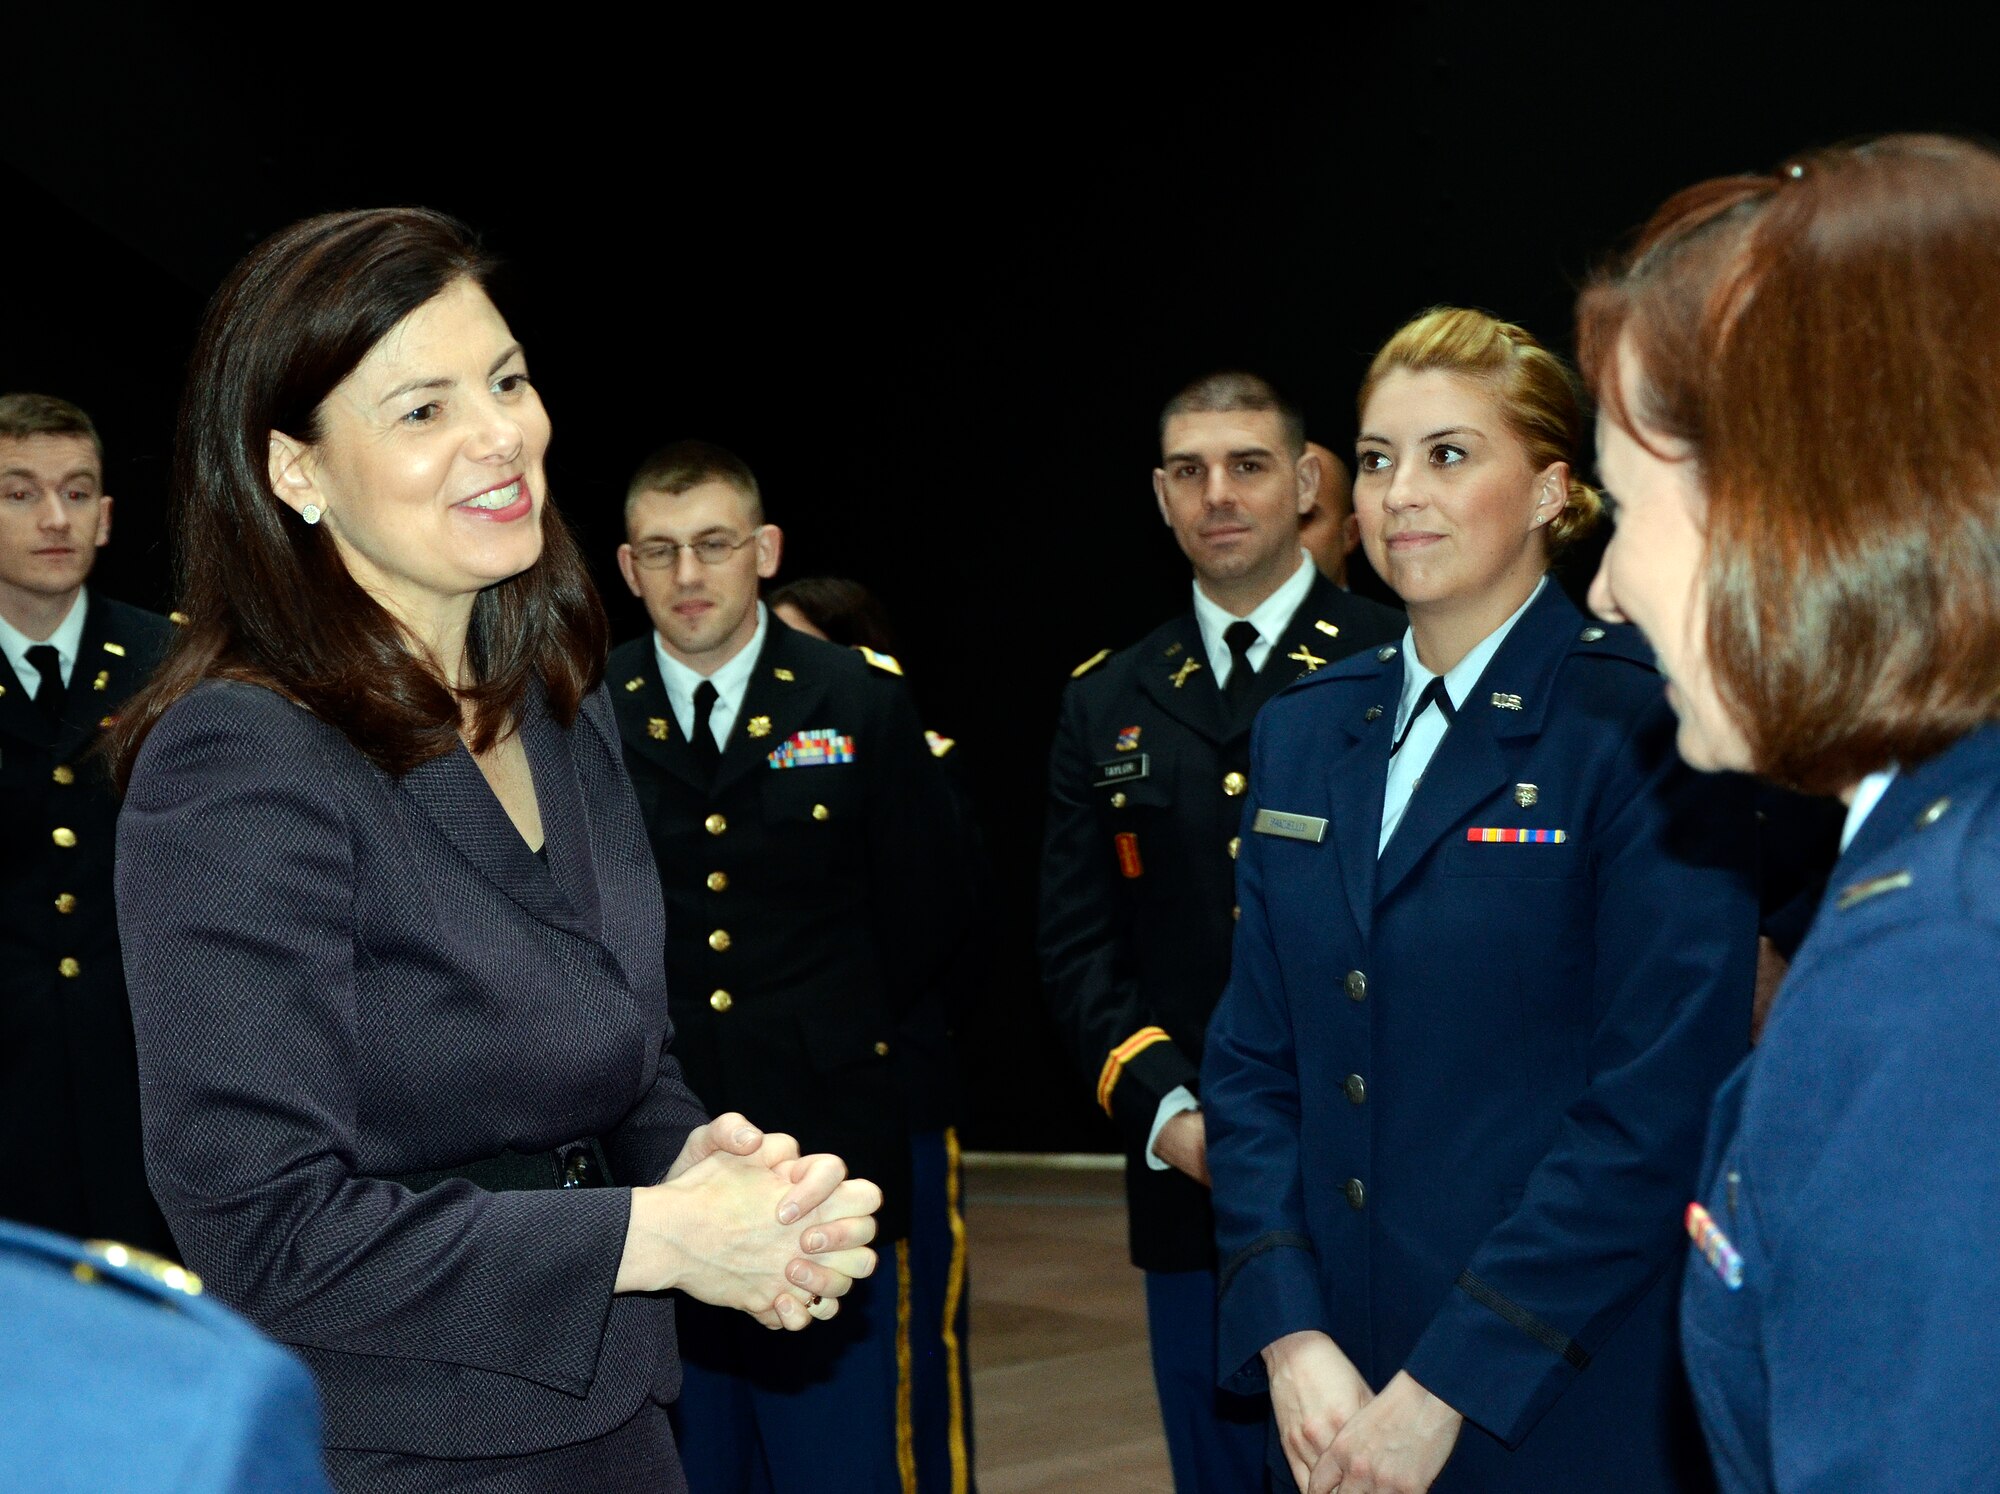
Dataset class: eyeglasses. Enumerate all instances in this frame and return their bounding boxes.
[629,529,764,569]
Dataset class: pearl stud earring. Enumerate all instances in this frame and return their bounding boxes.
[301,504,322,525]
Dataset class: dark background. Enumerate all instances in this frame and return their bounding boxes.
[5,11,1987,1150]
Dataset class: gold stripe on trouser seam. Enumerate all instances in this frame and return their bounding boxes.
[942,1128,970,1494]
[896,1237,916,1493]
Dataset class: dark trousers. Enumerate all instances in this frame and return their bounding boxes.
[1145,1267,1268,1494]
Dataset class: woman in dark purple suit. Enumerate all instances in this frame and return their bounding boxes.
[111,208,880,1492]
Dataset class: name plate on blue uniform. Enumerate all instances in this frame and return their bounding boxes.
[1094,754,1150,788]
[1252,808,1327,843]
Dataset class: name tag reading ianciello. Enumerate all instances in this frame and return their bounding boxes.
[1093,754,1150,789]
[1252,808,1328,843]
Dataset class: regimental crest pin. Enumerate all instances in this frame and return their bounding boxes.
[747,715,772,738]
[1115,725,1142,752]
[92,669,110,691]
[1287,645,1327,673]
[647,717,670,741]
[624,676,645,693]
[1169,658,1203,689]
[1491,692,1524,711]
[1515,783,1539,808]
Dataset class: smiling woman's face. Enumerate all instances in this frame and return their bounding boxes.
[271,277,550,631]
[1353,368,1558,619]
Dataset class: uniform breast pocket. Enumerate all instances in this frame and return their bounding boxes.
[760,761,865,830]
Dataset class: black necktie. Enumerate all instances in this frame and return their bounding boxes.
[690,680,722,784]
[1390,676,1456,757]
[26,644,65,728]
[1221,621,1261,724]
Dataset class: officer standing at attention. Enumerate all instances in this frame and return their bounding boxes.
[0,393,174,1254]
[1038,372,1402,1492]
[609,441,973,1493]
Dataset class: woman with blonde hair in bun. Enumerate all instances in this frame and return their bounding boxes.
[1202,307,1757,1492]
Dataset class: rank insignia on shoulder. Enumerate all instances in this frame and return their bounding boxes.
[624,676,645,692]
[1072,648,1113,678]
[1835,869,1913,911]
[1169,658,1203,689]
[102,640,127,657]
[769,729,856,768]
[1686,1202,1743,1290]
[925,729,956,758]
[1115,725,1141,752]
[647,717,670,741]
[1115,831,1143,878]
[857,645,903,676]
[1467,827,1566,843]
[169,610,190,626]
[774,667,796,682]
[1490,692,1523,710]
[747,715,772,738]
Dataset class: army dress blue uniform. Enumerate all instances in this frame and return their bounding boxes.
[0,1217,329,1491]
[1202,582,1758,1492]
[0,592,175,1252]
[1038,567,1401,1490]
[609,617,974,1493]
[1681,723,2000,1493]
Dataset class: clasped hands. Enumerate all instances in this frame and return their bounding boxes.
[1264,1330,1463,1494]
[617,1111,881,1332]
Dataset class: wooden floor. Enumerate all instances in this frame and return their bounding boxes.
[964,1159,1173,1492]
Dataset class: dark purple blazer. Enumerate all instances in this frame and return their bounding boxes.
[116,679,707,1459]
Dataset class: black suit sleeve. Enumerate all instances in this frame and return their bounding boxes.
[117,691,635,1397]
[1037,680,1199,1153]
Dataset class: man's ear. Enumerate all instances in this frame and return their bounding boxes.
[267,430,322,519]
[755,523,784,580]
[1341,512,1360,556]
[1294,449,1321,516]
[615,543,644,598]
[1152,469,1172,526]
[94,495,114,549]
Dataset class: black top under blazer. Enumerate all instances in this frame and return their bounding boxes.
[115,680,708,1460]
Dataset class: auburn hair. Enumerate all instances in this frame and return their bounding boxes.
[111,208,607,786]
[1359,307,1603,554]
[1577,134,2000,793]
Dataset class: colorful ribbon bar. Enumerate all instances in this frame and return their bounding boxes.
[1686,1201,1744,1290]
[767,729,857,769]
[1465,827,1568,844]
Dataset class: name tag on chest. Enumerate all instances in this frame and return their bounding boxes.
[1093,753,1150,789]
[1252,807,1327,843]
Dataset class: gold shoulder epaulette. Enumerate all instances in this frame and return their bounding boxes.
[1071,647,1113,679]
[925,729,957,759]
[857,645,903,676]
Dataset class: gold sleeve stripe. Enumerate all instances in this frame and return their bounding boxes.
[1071,647,1113,679]
[1096,1026,1171,1113]
[894,1237,917,1492]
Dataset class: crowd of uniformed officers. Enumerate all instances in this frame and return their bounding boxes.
[7,131,2000,1494]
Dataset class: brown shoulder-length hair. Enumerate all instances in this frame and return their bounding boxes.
[1578,135,2000,795]
[111,208,607,787]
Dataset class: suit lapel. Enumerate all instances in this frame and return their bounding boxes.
[55,595,128,757]
[1136,613,1230,745]
[1242,574,1361,724]
[711,626,827,796]
[1324,671,1395,939]
[609,641,711,794]
[0,651,45,745]
[1374,584,1578,906]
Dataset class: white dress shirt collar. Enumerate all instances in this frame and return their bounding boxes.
[0,587,88,694]
[653,602,768,749]
[1191,550,1317,687]
[1840,767,1899,854]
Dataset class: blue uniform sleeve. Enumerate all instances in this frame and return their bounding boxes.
[1202,720,1331,1393]
[1402,702,1758,1446]
[1757,916,2000,1491]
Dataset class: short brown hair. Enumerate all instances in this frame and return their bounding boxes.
[1159,371,1305,457]
[0,392,103,467]
[1359,307,1602,554]
[1577,135,2000,794]
[111,208,608,786]
[624,439,763,530]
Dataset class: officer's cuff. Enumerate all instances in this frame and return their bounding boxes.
[1143,1086,1200,1171]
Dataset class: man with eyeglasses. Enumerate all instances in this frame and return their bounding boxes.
[609,439,973,1493]
[1037,372,1401,1494]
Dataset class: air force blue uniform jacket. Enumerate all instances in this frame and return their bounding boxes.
[1202,583,1758,1490]
[1682,723,2000,1493]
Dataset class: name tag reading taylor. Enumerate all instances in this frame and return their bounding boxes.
[1094,754,1150,789]
[1253,808,1328,843]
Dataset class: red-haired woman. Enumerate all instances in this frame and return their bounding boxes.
[111,209,879,1492]
[1581,135,2000,1492]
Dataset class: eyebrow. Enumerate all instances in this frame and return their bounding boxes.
[0,466,98,484]
[376,343,526,408]
[1162,446,1277,464]
[1356,426,1485,446]
[634,524,738,545]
